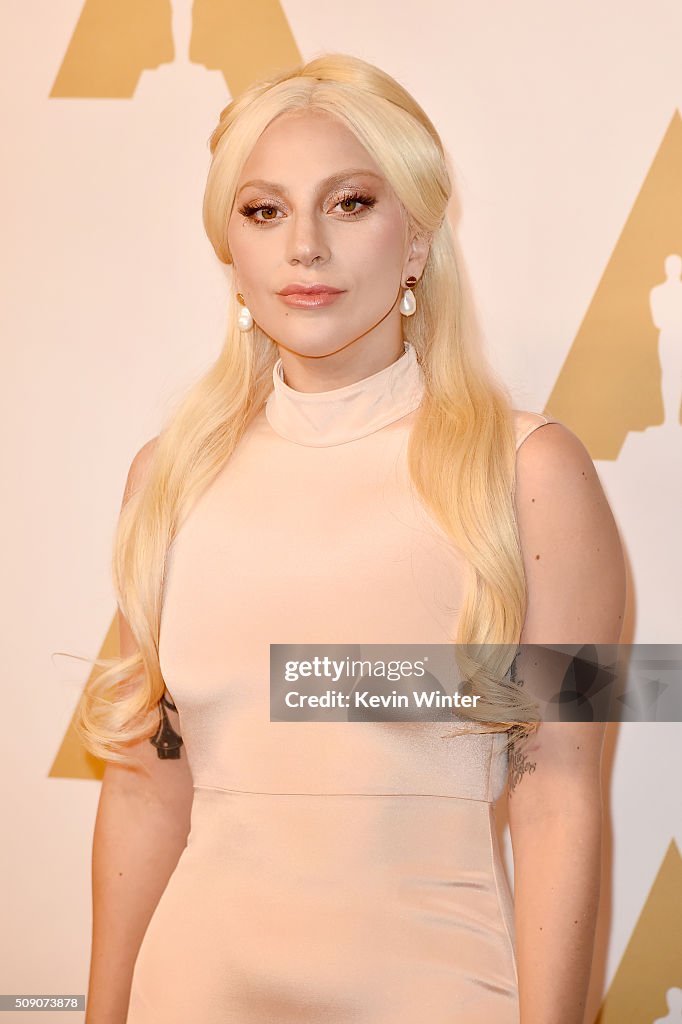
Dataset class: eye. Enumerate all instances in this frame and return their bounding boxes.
[237,189,377,227]
[238,202,280,224]
[336,193,370,214]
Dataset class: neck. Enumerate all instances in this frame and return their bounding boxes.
[264,339,425,448]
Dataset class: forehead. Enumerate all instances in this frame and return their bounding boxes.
[237,110,384,184]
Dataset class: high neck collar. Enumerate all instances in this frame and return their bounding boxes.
[264,340,425,448]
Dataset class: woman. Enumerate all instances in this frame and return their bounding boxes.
[79,53,626,1024]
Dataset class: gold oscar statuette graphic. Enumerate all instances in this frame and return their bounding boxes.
[50,0,300,99]
[594,840,682,1022]
[50,615,119,781]
[545,110,682,458]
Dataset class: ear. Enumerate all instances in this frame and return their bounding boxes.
[402,228,433,284]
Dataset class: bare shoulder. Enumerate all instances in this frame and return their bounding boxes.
[512,408,555,449]
[121,435,160,506]
[514,416,606,525]
[513,417,626,646]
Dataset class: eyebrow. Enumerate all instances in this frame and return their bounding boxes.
[236,168,384,196]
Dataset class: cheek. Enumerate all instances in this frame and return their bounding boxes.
[226,215,249,264]
[226,219,266,285]
[352,221,406,280]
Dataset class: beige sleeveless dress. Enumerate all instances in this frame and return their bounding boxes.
[125,341,557,1023]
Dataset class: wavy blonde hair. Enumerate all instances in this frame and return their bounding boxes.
[73,52,540,766]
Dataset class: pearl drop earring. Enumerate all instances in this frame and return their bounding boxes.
[236,292,253,331]
[400,275,418,317]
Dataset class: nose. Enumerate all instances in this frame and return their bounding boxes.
[285,208,331,267]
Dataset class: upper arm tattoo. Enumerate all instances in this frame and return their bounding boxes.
[508,726,537,796]
[150,689,184,760]
[506,652,538,796]
[161,691,177,713]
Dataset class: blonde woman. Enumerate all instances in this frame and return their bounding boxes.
[80,53,626,1024]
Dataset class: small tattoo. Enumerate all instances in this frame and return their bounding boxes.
[161,692,177,713]
[150,692,183,759]
[508,742,537,794]
[507,716,537,796]
[506,656,537,794]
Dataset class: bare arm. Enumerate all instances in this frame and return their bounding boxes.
[85,440,194,1024]
[508,422,627,1024]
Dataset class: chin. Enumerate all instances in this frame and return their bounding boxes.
[266,326,352,357]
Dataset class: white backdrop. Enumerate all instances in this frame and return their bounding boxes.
[1,1,681,1021]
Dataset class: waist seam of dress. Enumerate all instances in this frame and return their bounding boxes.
[192,783,494,804]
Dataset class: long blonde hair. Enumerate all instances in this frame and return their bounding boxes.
[74,52,540,766]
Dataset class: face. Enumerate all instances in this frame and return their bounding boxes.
[226,109,430,373]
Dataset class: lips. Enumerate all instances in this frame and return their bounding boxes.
[278,289,345,309]
[278,284,344,296]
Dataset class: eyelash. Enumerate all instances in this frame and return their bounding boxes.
[237,189,377,227]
